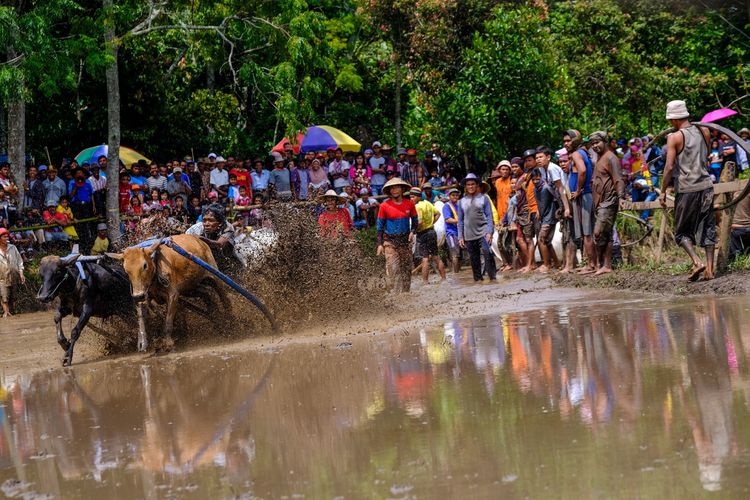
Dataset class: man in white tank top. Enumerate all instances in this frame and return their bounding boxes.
[660,100,717,281]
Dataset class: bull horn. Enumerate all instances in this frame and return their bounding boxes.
[146,239,163,257]
[60,254,80,266]
[105,252,124,261]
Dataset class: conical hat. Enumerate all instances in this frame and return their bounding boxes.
[382,177,411,195]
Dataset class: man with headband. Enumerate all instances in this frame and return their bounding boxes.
[660,100,716,281]
[563,129,596,273]
[589,131,626,275]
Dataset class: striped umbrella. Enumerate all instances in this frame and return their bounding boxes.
[300,125,360,153]
[272,126,361,154]
[75,144,150,166]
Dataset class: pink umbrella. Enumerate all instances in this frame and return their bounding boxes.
[701,107,737,123]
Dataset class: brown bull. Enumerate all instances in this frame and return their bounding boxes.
[108,234,228,352]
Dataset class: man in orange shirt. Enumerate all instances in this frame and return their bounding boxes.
[494,160,513,221]
[494,160,514,269]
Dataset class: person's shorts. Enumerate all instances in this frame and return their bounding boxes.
[0,284,10,304]
[594,204,618,247]
[446,233,460,258]
[416,229,438,257]
[539,223,557,245]
[517,211,535,240]
[674,187,717,248]
[572,192,594,240]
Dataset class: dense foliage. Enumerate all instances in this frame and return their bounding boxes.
[1,0,748,172]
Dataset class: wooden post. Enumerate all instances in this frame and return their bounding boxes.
[716,162,737,273]
[655,208,668,263]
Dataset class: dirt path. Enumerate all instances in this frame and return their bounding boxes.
[0,274,603,378]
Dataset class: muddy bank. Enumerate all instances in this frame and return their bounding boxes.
[549,267,750,296]
[0,275,595,377]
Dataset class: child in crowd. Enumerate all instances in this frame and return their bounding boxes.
[56,196,79,241]
[228,174,241,203]
[143,188,162,212]
[90,223,110,255]
[171,196,189,224]
[42,203,69,244]
[126,195,143,232]
[159,190,172,208]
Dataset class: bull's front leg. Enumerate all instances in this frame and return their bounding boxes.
[137,302,149,353]
[55,306,72,352]
[161,290,178,352]
[63,302,93,367]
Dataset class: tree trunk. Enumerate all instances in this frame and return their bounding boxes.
[394,61,401,150]
[104,0,122,242]
[6,46,25,206]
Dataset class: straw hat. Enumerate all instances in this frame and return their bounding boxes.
[382,177,411,196]
[320,189,340,203]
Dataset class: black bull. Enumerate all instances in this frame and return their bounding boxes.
[36,254,133,366]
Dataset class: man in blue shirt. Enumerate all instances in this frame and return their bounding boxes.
[251,159,270,199]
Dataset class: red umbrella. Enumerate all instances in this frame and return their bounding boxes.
[271,133,305,154]
[701,108,737,123]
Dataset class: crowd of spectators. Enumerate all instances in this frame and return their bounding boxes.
[0,125,748,312]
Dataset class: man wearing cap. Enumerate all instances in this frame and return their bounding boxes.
[376,177,418,293]
[269,152,292,201]
[563,129,596,273]
[493,161,514,269]
[556,148,577,273]
[589,131,626,275]
[210,156,230,201]
[442,188,462,273]
[660,99,716,281]
[369,141,387,196]
[458,173,496,282]
[409,187,447,284]
[166,165,191,204]
[396,148,408,175]
[355,188,379,229]
[516,149,540,271]
[42,167,67,209]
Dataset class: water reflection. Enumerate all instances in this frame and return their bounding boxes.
[2,297,750,497]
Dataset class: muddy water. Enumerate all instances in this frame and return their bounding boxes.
[2,295,750,498]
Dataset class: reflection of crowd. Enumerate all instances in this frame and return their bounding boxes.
[409,301,745,492]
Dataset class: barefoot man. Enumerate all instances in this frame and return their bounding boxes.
[660,100,717,281]
[589,131,626,275]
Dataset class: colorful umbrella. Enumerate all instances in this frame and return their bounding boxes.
[301,125,360,153]
[75,144,150,166]
[272,133,305,154]
[272,126,361,154]
[700,108,737,123]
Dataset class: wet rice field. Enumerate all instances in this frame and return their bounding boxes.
[2,294,750,498]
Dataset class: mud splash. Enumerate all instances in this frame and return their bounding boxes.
[2,293,750,498]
